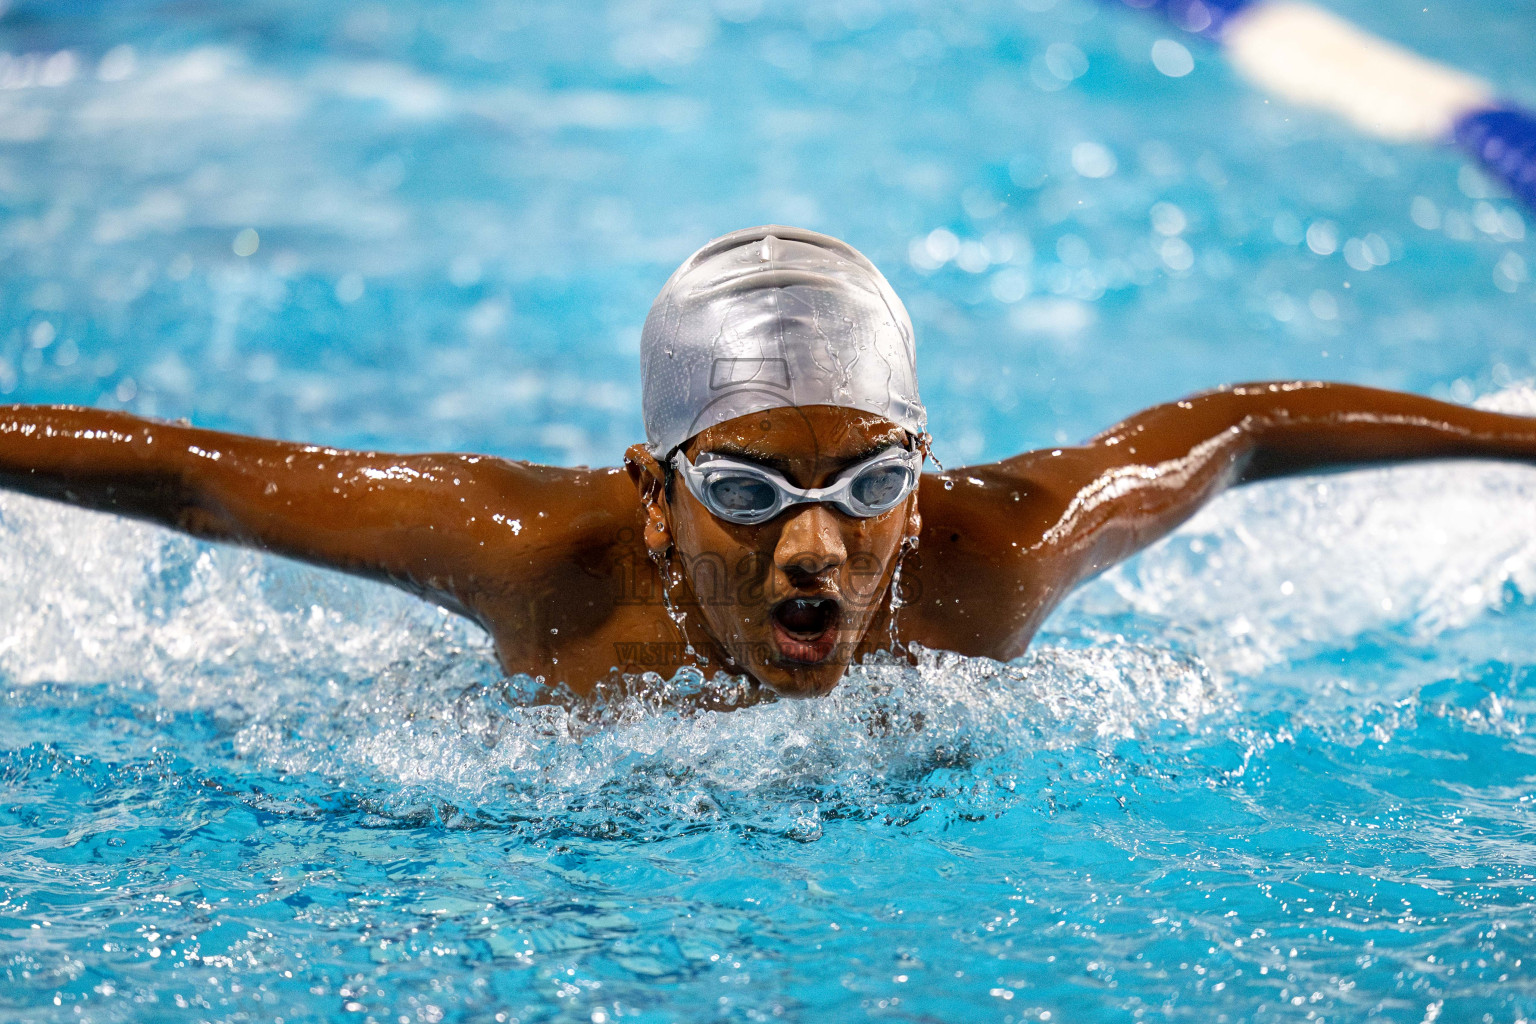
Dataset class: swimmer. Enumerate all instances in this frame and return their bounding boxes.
[3,225,1536,699]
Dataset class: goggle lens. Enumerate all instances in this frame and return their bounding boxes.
[706,474,779,516]
[849,464,909,511]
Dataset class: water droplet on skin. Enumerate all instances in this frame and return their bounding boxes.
[882,532,923,654]
[649,549,704,666]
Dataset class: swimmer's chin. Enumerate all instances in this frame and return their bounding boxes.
[759,671,843,699]
[752,654,848,698]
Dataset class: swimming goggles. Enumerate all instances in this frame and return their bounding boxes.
[669,445,923,526]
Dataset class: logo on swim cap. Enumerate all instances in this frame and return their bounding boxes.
[640,225,926,456]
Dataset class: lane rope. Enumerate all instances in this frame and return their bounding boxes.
[1115,0,1536,209]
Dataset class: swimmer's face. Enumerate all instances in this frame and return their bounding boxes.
[635,405,920,698]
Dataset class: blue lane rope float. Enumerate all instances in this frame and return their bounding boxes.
[1118,0,1256,40]
[1456,109,1536,210]
[1113,0,1536,210]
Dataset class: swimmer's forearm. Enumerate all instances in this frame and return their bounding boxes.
[1003,381,1536,580]
[0,405,514,614]
[1224,382,1536,481]
[0,404,399,533]
[0,405,398,552]
[1080,382,1536,484]
[0,405,202,520]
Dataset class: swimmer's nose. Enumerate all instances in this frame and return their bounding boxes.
[774,504,847,583]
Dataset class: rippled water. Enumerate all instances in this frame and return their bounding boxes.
[2,0,1535,1020]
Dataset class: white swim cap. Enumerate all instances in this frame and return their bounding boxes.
[640,225,926,456]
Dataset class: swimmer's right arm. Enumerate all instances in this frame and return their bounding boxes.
[0,405,583,620]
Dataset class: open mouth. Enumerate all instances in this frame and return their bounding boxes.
[769,596,842,665]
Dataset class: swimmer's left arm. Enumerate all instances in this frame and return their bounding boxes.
[988,381,1536,587]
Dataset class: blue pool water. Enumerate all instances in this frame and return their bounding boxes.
[2,0,1535,1020]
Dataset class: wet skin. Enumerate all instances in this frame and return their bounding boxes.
[4,381,1536,699]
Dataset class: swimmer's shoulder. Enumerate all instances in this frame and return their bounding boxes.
[458,456,640,550]
[916,447,1086,547]
[900,457,1076,658]
[449,457,651,654]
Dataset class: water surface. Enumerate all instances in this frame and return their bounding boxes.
[1,0,1535,1020]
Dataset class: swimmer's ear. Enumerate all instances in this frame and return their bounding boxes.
[624,444,672,556]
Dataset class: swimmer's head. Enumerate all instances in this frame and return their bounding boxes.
[626,404,922,698]
[639,225,925,459]
[626,227,925,697]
